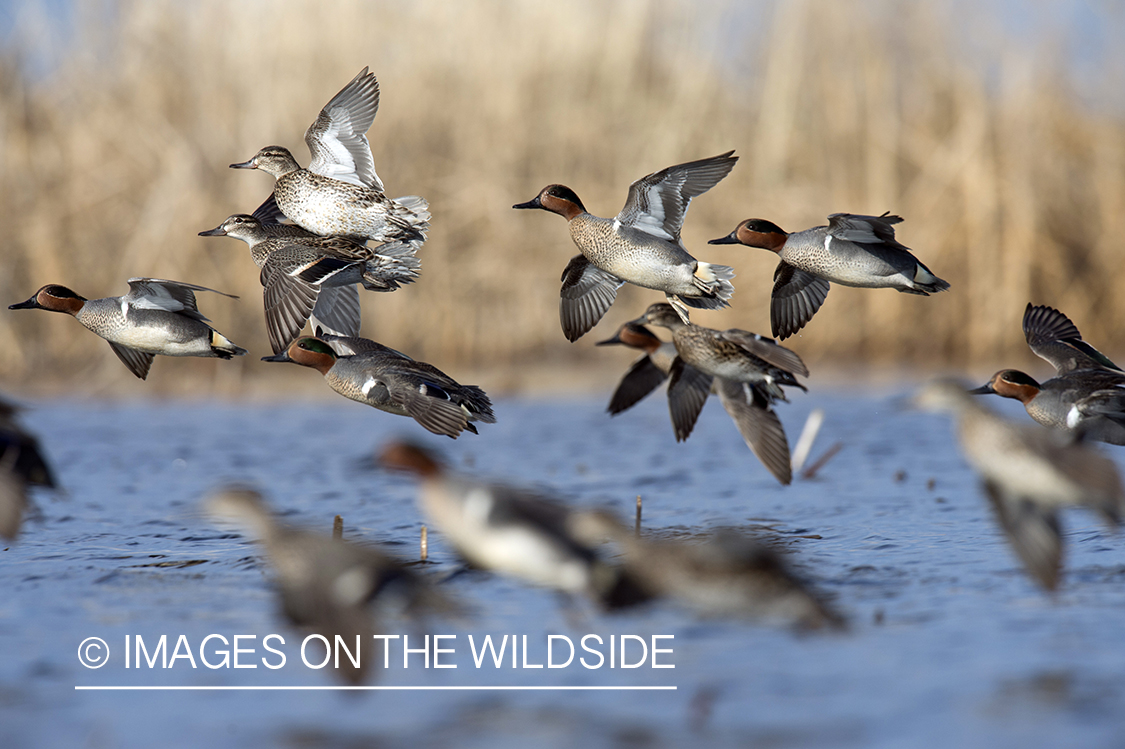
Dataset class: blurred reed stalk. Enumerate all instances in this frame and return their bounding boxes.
[0,0,1122,396]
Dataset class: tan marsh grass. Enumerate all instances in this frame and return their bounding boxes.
[1,0,1123,395]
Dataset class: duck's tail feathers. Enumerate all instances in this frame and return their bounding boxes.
[390,195,431,242]
[690,262,735,303]
[911,263,950,294]
[362,240,423,291]
[455,385,497,424]
[394,195,431,224]
[210,332,248,359]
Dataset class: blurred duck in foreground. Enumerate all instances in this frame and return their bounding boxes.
[571,510,845,630]
[230,67,430,245]
[0,397,57,541]
[378,441,650,609]
[973,304,1125,445]
[710,212,948,339]
[205,487,452,684]
[513,152,738,341]
[263,335,494,438]
[631,303,808,484]
[9,278,246,380]
[597,320,796,485]
[914,379,1124,592]
[198,207,420,354]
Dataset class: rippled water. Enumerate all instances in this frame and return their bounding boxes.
[3,389,1125,748]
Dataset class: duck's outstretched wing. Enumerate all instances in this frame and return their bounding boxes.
[559,255,623,342]
[305,67,383,191]
[310,284,361,340]
[606,355,669,415]
[1023,303,1121,374]
[124,278,238,323]
[617,151,738,243]
[666,357,714,441]
[770,262,831,340]
[260,263,319,355]
[107,342,155,380]
[715,379,792,485]
[720,329,810,378]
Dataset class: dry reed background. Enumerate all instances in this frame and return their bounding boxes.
[1,0,1123,397]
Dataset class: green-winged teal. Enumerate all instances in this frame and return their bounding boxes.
[631,303,807,484]
[710,213,949,339]
[597,320,794,484]
[973,304,1125,444]
[262,336,494,438]
[378,441,650,609]
[230,67,430,244]
[571,510,845,629]
[9,279,246,380]
[914,379,1124,591]
[0,396,57,540]
[513,152,738,341]
[205,487,450,684]
[199,212,419,354]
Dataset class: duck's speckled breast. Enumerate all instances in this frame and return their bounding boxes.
[569,215,698,292]
[274,172,387,240]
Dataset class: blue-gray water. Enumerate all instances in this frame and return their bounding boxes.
[3,390,1124,748]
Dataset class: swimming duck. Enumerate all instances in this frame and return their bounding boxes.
[9,279,246,380]
[709,213,949,339]
[914,379,1124,591]
[513,152,738,341]
[597,320,794,484]
[0,396,57,540]
[230,67,430,244]
[262,336,494,438]
[571,510,845,629]
[632,303,807,483]
[199,212,420,354]
[205,487,449,684]
[973,304,1125,444]
[377,441,650,609]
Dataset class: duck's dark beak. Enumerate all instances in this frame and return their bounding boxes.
[708,232,740,245]
[198,225,227,237]
[512,196,542,210]
[595,332,624,347]
[967,384,995,395]
[260,352,293,363]
[229,158,257,170]
[8,295,40,310]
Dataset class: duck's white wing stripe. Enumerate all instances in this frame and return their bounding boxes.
[622,181,675,241]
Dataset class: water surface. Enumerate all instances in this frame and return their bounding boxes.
[3,391,1124,748]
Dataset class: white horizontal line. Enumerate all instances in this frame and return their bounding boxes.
[75,685,676,691]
